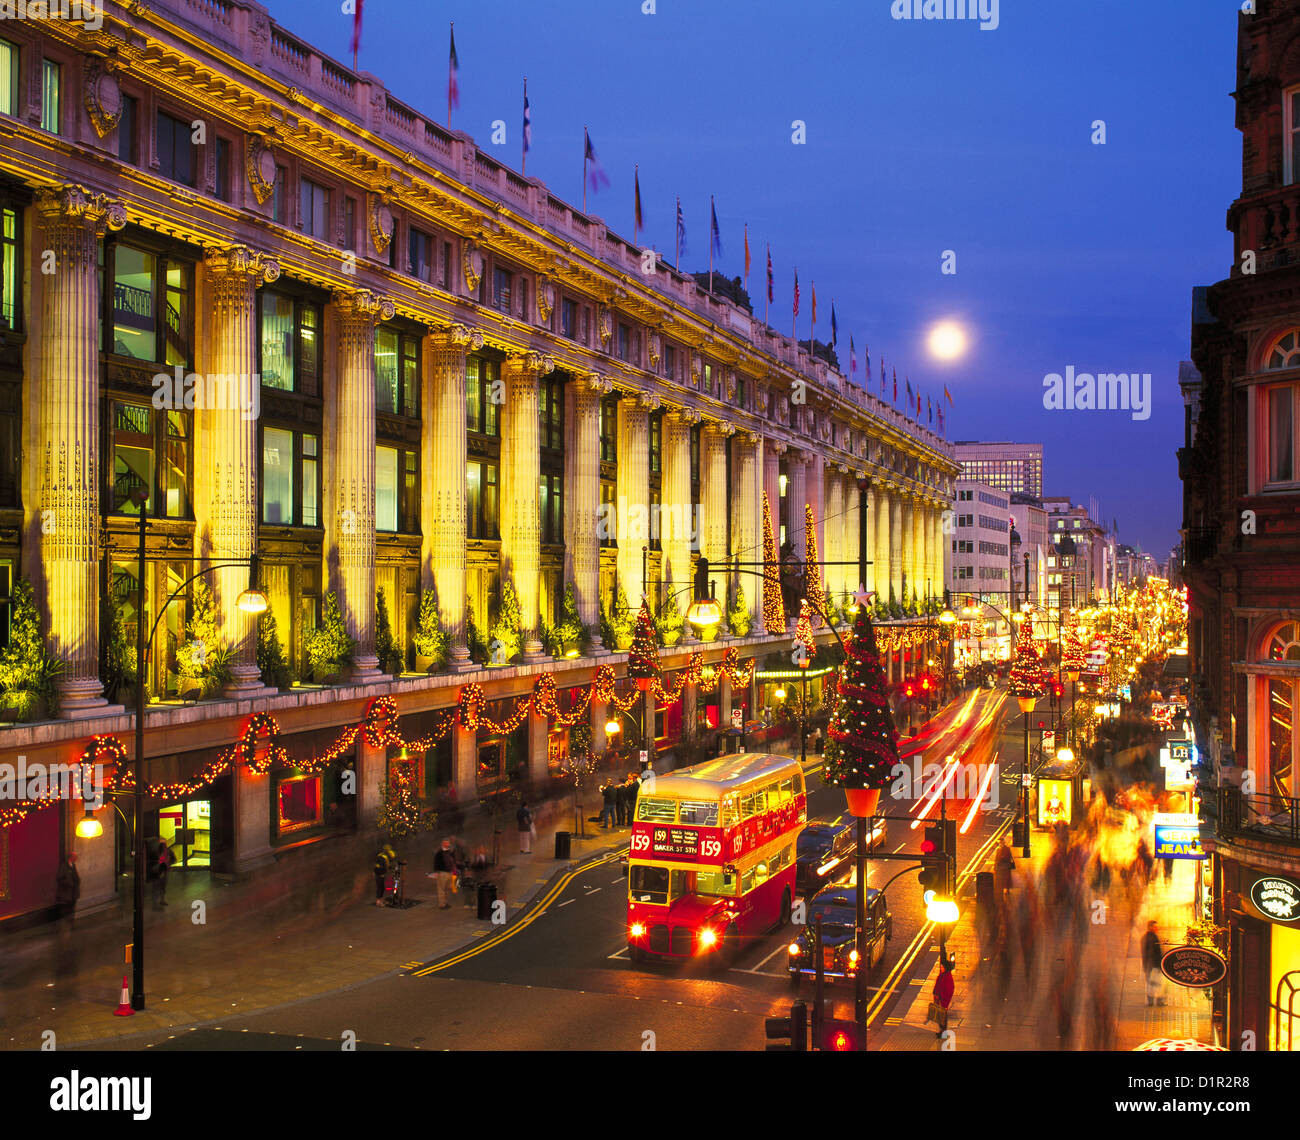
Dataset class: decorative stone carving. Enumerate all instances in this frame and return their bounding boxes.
[690,353,702,386]
[369,192,395,255]
[462,241,483,294]
[597,306,612,346]
[536,277,555,323]
[436,322,485,351]
[647,332,662,370]
[510,350,556,376]
[84,56,122,138]
[578,371,613,395]
[725,370,737,400]
[245,135,277,206]
[204,245,281,292]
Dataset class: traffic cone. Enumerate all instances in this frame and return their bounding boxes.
[113,976,134,1017]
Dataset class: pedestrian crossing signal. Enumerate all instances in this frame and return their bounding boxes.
[819,1018,860,1052]
[765,1000,808,1051]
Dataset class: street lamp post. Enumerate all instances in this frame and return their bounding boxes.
[125,488,265,1010]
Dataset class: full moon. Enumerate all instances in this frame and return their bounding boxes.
[927,321,967,361]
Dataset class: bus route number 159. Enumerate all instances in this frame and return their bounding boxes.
[701,837,722,858]
[631,832,651,852]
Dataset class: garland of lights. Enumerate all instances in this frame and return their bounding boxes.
[795,600,817,667]
[761,492,785,634]
[2,649,759,826]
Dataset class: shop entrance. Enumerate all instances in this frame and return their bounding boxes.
[157,797,212,869]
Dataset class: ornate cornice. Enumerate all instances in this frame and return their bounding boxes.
[430,322,485,351]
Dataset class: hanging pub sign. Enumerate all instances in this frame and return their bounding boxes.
[1160,945,1227,988]
[1248,874,1300,924]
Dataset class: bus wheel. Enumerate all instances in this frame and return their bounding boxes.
[718,924,740,970]
[629,945,645,964]
[778,888,792,927]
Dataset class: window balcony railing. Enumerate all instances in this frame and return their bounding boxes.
[1218,785,1300,845]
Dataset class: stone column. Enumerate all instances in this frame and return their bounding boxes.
[730,432,760,625]
[501,351,555,660]
[786,452,807,560]
[889,486,904,605]
[355,732,386,828]
[935,504,948,599]
[763,440,783,542]
[454,721,477,805]
[34,185,126,716]
[807,450,825,584]
[200,246,280,697]
[844,472,862,597]
[874,484,891,603]
[616,393,653,608]
[681,681,698,743]
[425,324,483,670]
[235,766,275,870]
[565,375,608,653]
[825,469,844,608]
[330,289,394,682]
[924,501,939,602]
[529,709,549,785]
[701,420,730,596]
[660,409,694,604]
[902,493,918,605]
[590,697,609,756]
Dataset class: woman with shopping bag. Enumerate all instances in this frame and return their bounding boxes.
[1141,920,1166,1006]
[928,949,956,1036]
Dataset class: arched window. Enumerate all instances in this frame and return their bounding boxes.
[1268,331,1300,371]
[1257,623,1300,800]
[1273,970,1300,1052]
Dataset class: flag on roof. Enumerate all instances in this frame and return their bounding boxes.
[585,129,609,191]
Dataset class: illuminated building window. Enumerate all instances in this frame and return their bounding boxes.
[539,473,563,545]
[0,202,18,332]
[276,773,322,835]
[375,327,419,417]
[466,461,499,540]
[377,446,418,533]
[600,395,618,462]
[408,226,434,282]
[299,177,330,242]
[109,402,190,519]
[1264,384,1299,486]
[40,59,59,134]
[105,244,194,366]
[0,39,17,118]
[466,356,501,436]
[259,290,321,395]
[214,136,230,201]
[539,375,564,451]
[260,428,319,527]
[493,266,513,312]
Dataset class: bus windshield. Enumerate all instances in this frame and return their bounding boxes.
[693,869,737,897]
[630,867,689,904]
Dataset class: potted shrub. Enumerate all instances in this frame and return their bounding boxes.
[413,589,449,673]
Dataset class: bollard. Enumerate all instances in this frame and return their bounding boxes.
[554,830,572,860]
[476,881,497,919]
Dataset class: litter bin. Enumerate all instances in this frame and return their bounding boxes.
[554,830,572,860]
[476,881,498,919]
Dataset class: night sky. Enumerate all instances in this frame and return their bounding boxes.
[273,0,1239,561]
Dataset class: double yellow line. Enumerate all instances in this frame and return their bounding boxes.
[411,850,623,976]
[863,815,1013,1024]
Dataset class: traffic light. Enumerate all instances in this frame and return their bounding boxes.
[920,675,933,693]
[918,857,945,896]
[903,680,916,700]
[818,1018,861,1052]
[765,1000,808,1052]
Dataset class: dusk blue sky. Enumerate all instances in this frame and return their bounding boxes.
[276,0,1240,560]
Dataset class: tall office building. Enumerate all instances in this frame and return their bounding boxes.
[953,441,1044,498]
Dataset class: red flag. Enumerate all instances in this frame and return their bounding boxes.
[351,0,364,56]
[744,225,751,281]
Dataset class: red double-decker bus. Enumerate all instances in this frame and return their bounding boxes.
[626,753,806,964]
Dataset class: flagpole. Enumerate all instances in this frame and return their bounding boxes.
[792,268,797,343]
[743,224,749,295]
[708,195,714,294]
[583,126,588,215]
[522,77,527,175]
[810,281,815,352]
[765,244,770,327]
[675,196,680,271]
[634,164,639,243]
[447,21,453,129]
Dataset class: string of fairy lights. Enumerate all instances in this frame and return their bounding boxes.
[0,651,757,830]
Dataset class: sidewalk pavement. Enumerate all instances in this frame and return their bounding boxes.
[0,783,629,1051]
[876,829,1212,1052]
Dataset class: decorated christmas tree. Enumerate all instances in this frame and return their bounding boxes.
[794,599,817,668]
[727,563,752,638]
[1062,610,1087,676]
[1009,618,1045,703]
[376,765,436,852]
[375,587,402,675]
[803,504,824,629]
[627,598,660,690]
[823,590,900,816]
[761,492,785,635]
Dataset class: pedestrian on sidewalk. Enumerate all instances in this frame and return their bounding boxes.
[1016,874,1040,983]
[600,779,618,829]
[994,836,1015,897]
[517,800,535,854]
[432,839,458,909]
[55,852,80,923]
[1162,855,1174,883]
[1087,971,1117,1051]
[1141,920,1166,1006]
[374,843,395,906]
[614,774,631,827]
[1136,837,1155,884]
[931,949,956,1038]
[150,839,174,909]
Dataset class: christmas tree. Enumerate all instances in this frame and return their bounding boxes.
[375,587,402,675]
[376,765,436,851]
[490,577,522,663]
[0,578,63,720]
[1009,618,1045,699]
[655,588,684,646]
[794,599,817,668]
[823,591,901,794]
[727,565,752,638]
[761,492,785,634]
[1062,610,1087,675]
[305,591,355,680]
[627,598,660,688]
[175,578,229,698]
[803,504,824,629]
[256,607,293,690]
[413,588,449,669]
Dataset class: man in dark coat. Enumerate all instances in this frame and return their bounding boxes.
[1141,920,1165,1006]
[55,853,80,921]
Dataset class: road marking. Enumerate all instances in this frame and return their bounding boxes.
[608,947,631,960]
[730,967,788,980]
[558,898,574,907]
[892,843,906,853]
[752,943,792,972]
[611,876,625,884]
[412,849,625,975]
[585,887,601,895]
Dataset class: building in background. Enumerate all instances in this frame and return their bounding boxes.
[1182,0,1300,1052]
[947,480,1014,662]
[953,441,1044,498]
[1043,498,1113,605]
[1011,491,1049,616]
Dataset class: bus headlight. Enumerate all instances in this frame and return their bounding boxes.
[630,923,646,939]
[698,927,718,949]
